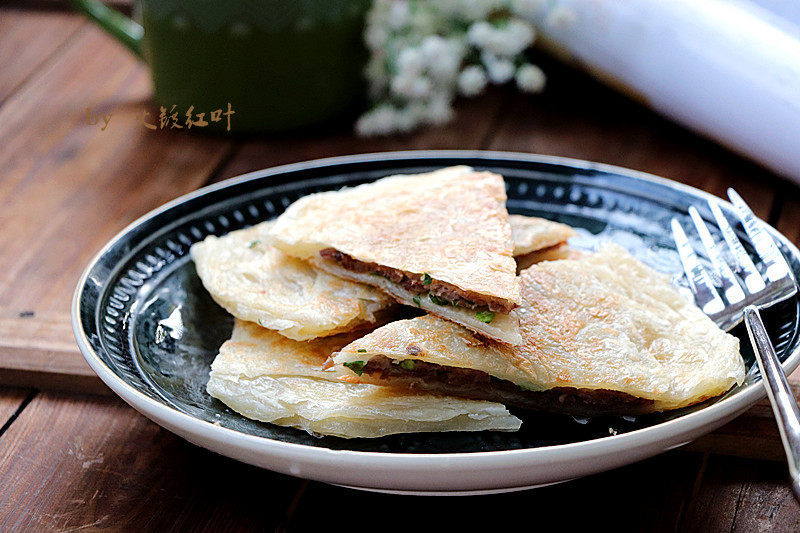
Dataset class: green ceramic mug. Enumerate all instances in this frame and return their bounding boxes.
[71,0,370,133]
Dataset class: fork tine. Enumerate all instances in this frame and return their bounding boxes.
[671,218,725,315]
[728,188,792,283]
[709,201,766,293]
[688,206,746,303]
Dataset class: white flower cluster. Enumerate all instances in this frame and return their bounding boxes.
[357,0,548,136]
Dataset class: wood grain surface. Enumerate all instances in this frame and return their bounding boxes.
[681,454,800,532]
[0,392,303,531]
[2,5,800,530]
[0,6,84,103]
[0,15,232,392]
[0,388,31,430]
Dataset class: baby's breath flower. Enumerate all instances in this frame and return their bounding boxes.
[420,35,449,62]
[364,25,389,50]
[409,9,438,34]
[482,19,535,56]
[356,104,399,136]
[388,1,412,30]
[458,65,488,96]
[410,77,433,98]
[391,74,432,98]
[395,106,419,133]
[483,53,515,84]
[425,37,464,80]
[516,63,546,93]
[396,47,425,76]
[356,0,547,136]
[467,21,493,47]
[427,95,454,125]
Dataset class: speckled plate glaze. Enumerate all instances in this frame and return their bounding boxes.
[73,151,800,495]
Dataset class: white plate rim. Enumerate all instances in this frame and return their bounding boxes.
[71,150,800,491]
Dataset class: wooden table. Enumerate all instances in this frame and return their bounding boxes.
[2,2,800,530]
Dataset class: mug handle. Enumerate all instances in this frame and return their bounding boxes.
[70,0,143,58]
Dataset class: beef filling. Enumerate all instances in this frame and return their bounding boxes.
[361,356,654,416]
[319,248,516,314]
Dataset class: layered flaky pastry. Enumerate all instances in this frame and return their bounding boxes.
[509,214,576,256]
[266,166,523,345]
[192,216,571,341]
[515,243,584,273]
[206,320,521,438]
[335,244,745,414]
[190,222,396,341]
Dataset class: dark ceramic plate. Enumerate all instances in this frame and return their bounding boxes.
[73,151,800,494]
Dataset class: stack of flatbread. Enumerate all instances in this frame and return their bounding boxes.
[192,166,744,439]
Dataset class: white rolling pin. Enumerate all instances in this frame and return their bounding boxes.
[530,0,800,181]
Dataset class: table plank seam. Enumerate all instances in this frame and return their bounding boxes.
[677,451,711,531]
[0,390,37,441]
[729,480,748,532]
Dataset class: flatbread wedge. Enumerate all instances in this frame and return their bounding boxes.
[206,320,521,438]
[266,166,522,344]
[509,214,576,256]
[192,215,571,341]
[515,243,584,273]
[334,244,745,415]
[191,222,396,341]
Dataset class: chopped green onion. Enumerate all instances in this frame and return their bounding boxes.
[343,361,366,376]
[429,294,449,306]
[412,295,421,307]
[399,359,416,371]
[248,240,260,248]
[357,348,367,353]
[475,310,495,323]
[422,273,433,285]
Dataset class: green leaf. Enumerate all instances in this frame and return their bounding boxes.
[422,273,433,285]
[399,359,416,371]
[357,348,367,353]
[475,310,495,323]
[429,294,449,306]
[412,295,421,307]
[343,361,366,376]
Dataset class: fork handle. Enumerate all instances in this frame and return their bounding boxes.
[744,305,800,501]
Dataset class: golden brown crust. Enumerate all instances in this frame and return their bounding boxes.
[206,320,521,438]
[267,166,520,305]
[190,222,396,340]
[191,213,572,344]
[515,244,584,272]
[509,214,576,256]
[336,244,745,412]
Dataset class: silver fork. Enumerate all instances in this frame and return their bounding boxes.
[671,189,800,501]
